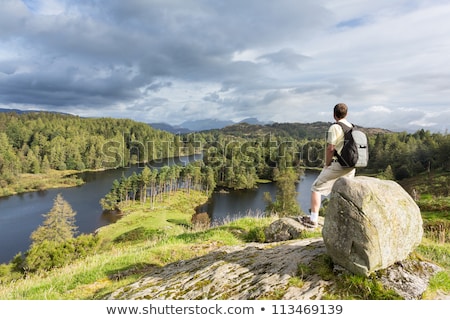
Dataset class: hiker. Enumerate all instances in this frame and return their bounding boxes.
[301,103,356,227]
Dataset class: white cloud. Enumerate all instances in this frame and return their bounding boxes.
[367,106,393,114]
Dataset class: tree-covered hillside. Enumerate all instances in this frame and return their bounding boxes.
[205,121,392,140]
[196,122,449,182]
[1,112,449,197]
[0,112,176,187]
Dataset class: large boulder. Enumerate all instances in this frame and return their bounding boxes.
[322,176,423,276]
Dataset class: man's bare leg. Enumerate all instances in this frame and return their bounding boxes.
[309,191,321,225]
[310,191,321,214]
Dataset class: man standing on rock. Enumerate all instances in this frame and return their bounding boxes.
[301,103,356,228]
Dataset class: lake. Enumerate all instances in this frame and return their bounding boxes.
[0,159,318,264]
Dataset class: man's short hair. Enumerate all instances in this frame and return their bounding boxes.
[334,103,348,119]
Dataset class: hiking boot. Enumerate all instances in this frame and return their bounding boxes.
[298,215,318,228]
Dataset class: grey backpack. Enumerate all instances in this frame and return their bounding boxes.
[334,122,368,168]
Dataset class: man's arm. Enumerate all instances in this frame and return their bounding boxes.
[325,143,335,167]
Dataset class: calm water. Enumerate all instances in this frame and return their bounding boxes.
[201,172,318,223]
[0,161,318,264]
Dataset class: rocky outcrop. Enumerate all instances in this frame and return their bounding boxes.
[322,176,423,276]
[107,236,441,300]
[108,238,330,300]
[263,216,324,242]
[378,260,442,300]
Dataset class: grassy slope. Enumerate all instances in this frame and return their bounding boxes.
[397,170,450,298]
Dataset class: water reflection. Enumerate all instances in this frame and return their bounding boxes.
[201,170,318,224]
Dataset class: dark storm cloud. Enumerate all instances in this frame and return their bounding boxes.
[1,0,449,132]
[0,0,329,111]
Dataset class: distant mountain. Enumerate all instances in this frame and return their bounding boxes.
[238,117,272,125]
[150,118,272,133]
[179,119,235,131]
[149,122,192,134]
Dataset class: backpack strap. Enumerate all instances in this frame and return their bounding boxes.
[334,121,353,132]
[333,121,353,158]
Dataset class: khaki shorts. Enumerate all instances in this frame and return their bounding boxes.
[311,161,355,196]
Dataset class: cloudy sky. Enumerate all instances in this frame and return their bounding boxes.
[1,0,449,132]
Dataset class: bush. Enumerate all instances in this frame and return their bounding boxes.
[25,241,72,272]
[72,234,101,258]
[24,234,99,273]
[395,165,411,180]
[191,212,211,230]
[0,264,11,279]
[245,227,266,243]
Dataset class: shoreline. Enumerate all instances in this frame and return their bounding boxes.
[0,168,109,198]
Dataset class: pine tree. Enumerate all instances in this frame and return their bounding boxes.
[271,168,301,216]
[30,194,78,245]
